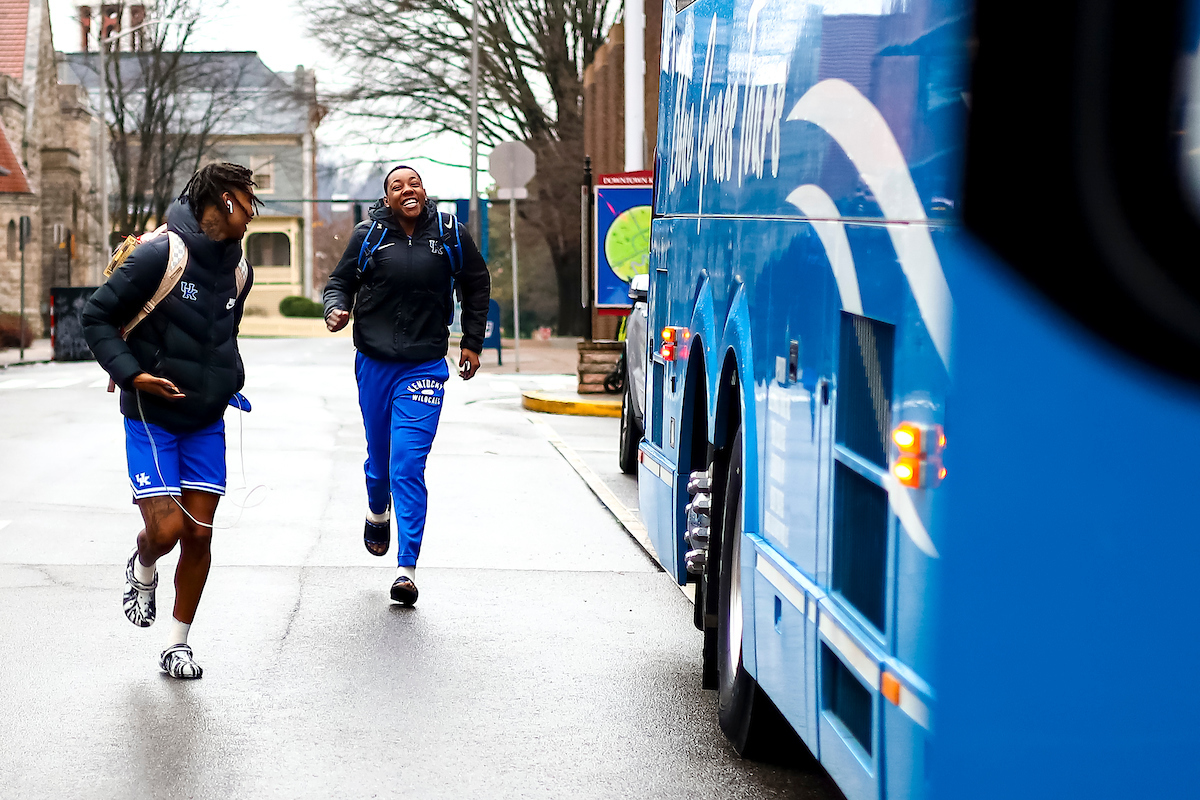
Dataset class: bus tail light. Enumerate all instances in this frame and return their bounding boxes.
[660,342,677,361]
[891,421,946,489]
[893,457,922,488]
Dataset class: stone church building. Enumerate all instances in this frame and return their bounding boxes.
[0,0,103,334]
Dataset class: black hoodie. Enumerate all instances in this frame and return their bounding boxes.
[83,200,253,433]
[322,199,491,362]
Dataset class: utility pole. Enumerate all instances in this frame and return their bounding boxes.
[97,25,109,252]
[468,0,481,243]
[509,195,520,372]
[624,0,645,171]
[18,216,30,361]
[582,157,593,342]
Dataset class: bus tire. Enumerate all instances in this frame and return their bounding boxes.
[618,385,641,475]
[716,428,796,761]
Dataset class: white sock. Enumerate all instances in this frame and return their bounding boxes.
[134,552,156,585]
[367,507,390,524]
[396,565,416,582]
[167,617,190,647]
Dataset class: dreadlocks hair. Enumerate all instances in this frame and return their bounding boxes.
[179,162,262,214]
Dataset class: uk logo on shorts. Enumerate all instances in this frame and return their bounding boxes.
[180,282,198,301]
[407,378,443,406]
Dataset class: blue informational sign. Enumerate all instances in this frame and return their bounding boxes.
[482,298,502,364]
[594,172,653,308]
[454,198,489,262]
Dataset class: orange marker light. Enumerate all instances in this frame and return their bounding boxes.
[682,328,692,341]
[661,327,677,343]
[892,423,921,453]
[881,672,902,706]
[893,457,921,488]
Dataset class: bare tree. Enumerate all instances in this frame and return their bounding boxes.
[302,0,618,336]
[85,1,255,237]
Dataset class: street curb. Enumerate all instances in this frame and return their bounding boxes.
[530,418,695,604]
[0,359,52,369]
[521,390,621,418]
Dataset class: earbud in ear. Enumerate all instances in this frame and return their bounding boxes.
[227,200,235,214]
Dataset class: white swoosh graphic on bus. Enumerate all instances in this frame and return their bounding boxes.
[787,79,953,371]
[784,184,863,315]
[786,183,938,557]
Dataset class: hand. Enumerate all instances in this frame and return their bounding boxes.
[458,348,480,380]
[131,372,185,400]
[326,309,350,332]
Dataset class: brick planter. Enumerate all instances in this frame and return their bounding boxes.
[577,340,624,394]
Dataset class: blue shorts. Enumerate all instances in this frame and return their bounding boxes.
[125,417,226,501]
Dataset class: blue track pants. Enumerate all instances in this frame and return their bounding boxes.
[355,353,450,567]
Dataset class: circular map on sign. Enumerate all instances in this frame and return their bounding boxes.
[604,205,652,283]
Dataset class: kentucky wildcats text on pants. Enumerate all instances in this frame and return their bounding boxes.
[355,353,450,566]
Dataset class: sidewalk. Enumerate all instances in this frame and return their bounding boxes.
[0,338,51,368]
[240,317,589,378]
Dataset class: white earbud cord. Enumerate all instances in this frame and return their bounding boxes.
[135,389,268,530]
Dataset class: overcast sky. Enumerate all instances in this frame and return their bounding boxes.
[47,0,477,198]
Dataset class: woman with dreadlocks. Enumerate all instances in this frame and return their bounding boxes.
[324,165,491,606]
[83,162,261,680]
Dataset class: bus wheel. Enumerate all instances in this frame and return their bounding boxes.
[716,428,795,760]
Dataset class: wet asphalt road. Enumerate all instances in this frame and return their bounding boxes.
[0,338,843,799]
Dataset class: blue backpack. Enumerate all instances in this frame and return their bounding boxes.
[356,211,465,322]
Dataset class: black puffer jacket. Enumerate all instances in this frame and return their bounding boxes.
[323,199,490,362]
[83,200,253,433]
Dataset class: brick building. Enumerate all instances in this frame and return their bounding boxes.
[0,0,104,332]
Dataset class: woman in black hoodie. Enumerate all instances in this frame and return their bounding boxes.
[323,165,490,604]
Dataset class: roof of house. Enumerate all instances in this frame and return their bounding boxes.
[0,121,31,193]
[0,0,30,81]
[59,51,313,137]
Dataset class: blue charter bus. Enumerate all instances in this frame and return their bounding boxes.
[639,1,1200,798]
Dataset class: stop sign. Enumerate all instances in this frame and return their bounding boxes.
[489,142,536,199]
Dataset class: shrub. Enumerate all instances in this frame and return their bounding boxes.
[0,313,33,349]
[279,295,325,318]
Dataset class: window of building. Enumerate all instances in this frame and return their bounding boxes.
[250,155,275,194]
[6,220,15,260]
[247,232,291,267]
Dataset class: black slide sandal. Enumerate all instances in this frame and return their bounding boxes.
[364,518,390,557]
[390,576,418,605]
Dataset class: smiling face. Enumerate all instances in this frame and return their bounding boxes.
[384,168,427,225]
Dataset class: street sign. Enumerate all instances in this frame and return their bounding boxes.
[489,142,536,192]
[482,298,502,365]
[488,142,537,373]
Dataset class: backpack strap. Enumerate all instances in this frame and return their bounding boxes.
[438,212,465,324]
[356,221,387,274]
[439,211,464,276]
[122,230,188,340]
[235,256,250,298]
[105,229,189,393]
